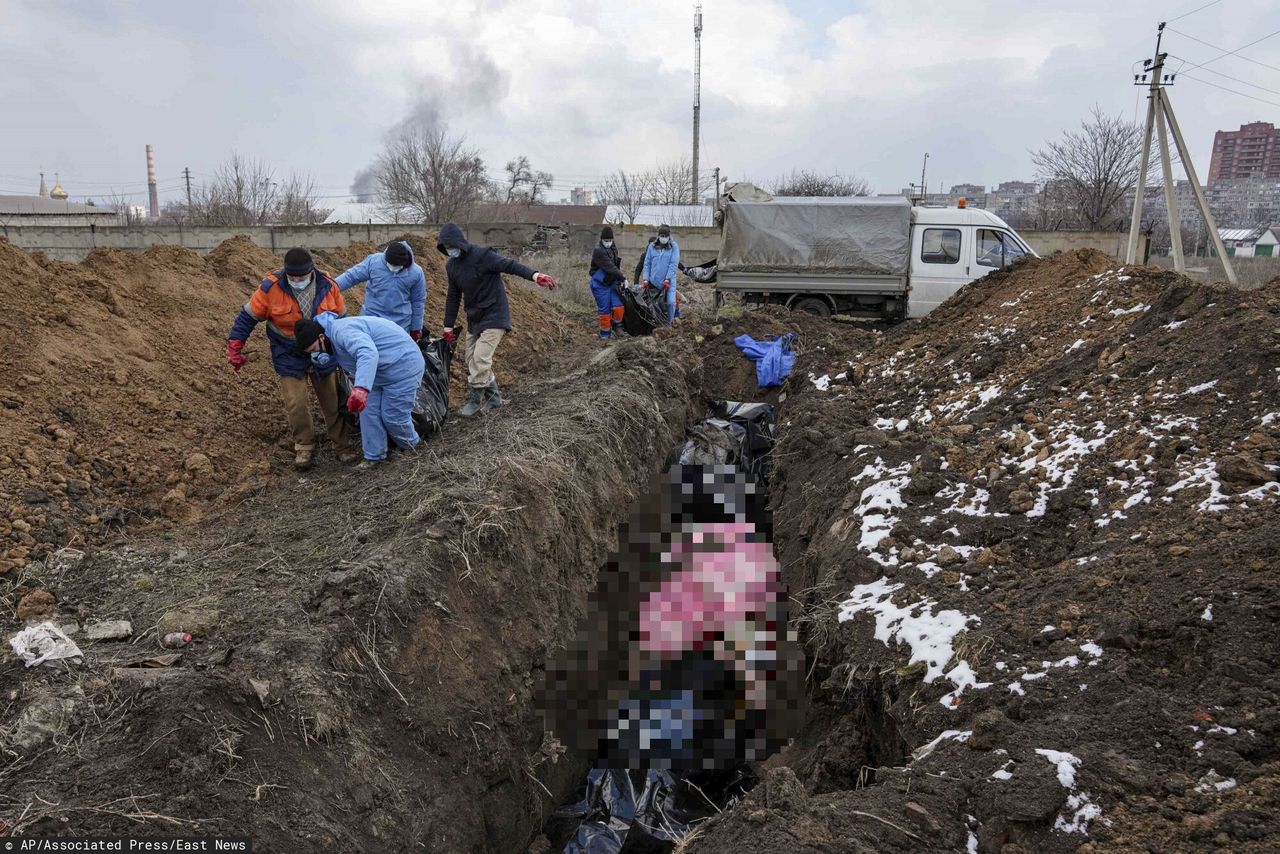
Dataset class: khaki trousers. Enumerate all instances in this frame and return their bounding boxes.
[465,328,506,388]
[278,371,351,452]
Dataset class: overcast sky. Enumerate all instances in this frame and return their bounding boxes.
[3,0,1278,207]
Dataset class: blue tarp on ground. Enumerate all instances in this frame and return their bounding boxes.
[734,333,796,388]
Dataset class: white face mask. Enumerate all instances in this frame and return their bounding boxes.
[657,236,670,246]
[602,240,613,248]
[288,275,311,288]
[387,263,404,273]
[447,248,462,258]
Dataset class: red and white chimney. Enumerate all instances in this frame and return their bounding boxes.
[146,144,159,220]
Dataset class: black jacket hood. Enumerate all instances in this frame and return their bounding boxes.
[436,222,471,256]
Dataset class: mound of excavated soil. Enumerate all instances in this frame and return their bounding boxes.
[0,234,586,574]
[686,250,1280,852]
[0,335,702,852]
[203,235,280,285]
[0,239,282,572]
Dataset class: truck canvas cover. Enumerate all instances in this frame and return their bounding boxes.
[719,196,912,277]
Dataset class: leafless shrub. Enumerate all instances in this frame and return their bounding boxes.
[369,121,490,223]
[770,170,871,197]
[600,171,651,225]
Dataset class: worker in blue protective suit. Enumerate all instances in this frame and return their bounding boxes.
[334,241,428,339]
[642,224,680,324]
[589,225,627,339]
[293,312,425,468]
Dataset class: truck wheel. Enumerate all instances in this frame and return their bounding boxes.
[793,298,832,318]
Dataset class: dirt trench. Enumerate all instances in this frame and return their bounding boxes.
[0,334,708,851]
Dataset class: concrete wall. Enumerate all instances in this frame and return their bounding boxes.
[0,221,1128,266]
[0,221,726,265]
[1020,230,1144,260]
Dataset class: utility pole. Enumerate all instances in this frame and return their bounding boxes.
[713,166,721,211]
[918,153,929,204]
[1126,22,1236,284]
[183,167,193,208]
[692,3,703,205]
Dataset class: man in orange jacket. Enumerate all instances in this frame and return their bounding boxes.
[226,248,357,470]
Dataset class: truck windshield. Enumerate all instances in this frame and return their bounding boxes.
[976,229,1028,268]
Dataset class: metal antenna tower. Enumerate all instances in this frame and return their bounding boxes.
[692,3,703,205]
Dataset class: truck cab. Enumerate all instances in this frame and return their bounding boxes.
[907,205,1034,316]
[713,191,1036,321]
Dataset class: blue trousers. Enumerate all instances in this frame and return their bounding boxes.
[664,283,678,322]
[358,369,424,461]
[590,276,624,338]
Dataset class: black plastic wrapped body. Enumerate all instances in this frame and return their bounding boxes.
[411,336,453,436]
[619,285,669,337]
[668,401,776,484]
[335,368,361,435]
[682,258,717,283]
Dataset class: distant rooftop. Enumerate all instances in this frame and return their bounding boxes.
[0,195,116,216]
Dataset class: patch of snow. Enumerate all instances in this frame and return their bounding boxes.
[1194,770,1237,794]
[1163,320,1186,331]
[1080,641,1104,660]
[1208,724,1238,736]
[809,373,831,392]
[990,760,1014,781]
[1036,749,1081,788]
[1065,338,1086,353]
[1008,681,1025,696]
[1023,670,1048,681]
[1183,380,1219,395]
[994,661,1008,671]
[1109,303,1149,316]
[1262,411,1279,427]
[1166,461,1230,512]
[839,579,982,707]
[1058,793,1103,834]
[1202,604,1213,622]
[911,728,972,761]
[1040,624,1057,634]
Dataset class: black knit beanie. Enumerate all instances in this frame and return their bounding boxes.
[600,225,614,241]
[293,318,324,351]
[283,248,314,277]
[384,242,411,267]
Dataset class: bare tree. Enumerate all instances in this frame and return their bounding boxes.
[600,170,651,224]
[104,190,143,226]
[1030,107,1154,230]
[501,155,553,205]
[275,172,332,225]
[770,170,872,197]
[371,121,490,223]
[651,157,695,205]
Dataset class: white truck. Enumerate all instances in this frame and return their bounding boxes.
[714,189,1036,320]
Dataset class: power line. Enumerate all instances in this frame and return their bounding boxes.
[1166,26,1280,74]
[1168,54,1280,95]
[1179,72,1280,107]
[1168,0,1224,23]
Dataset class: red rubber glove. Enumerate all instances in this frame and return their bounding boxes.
[410,330,423,342]
[662,279,671,290]
[226,339,247,371]
[533,272,557,290]
[347,386,369,414]
[642,280,652,289]
[443,329,457,347]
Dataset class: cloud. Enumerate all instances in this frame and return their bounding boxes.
[2,0,1277,206]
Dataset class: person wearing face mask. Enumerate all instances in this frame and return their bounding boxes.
[293,313,425,469]
[436,222,557,416]
[226,247,357,470]
[589,225,626,340]
[334,240,428,338]
[642,224,681,324]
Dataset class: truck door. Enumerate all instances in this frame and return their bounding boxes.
[908,226,970,317]
[975,228,1030,275]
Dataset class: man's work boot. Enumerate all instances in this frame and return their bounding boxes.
[459,387,486,417]
[294,449,314,471]
[336,447,361,464]
[481,380,504,412]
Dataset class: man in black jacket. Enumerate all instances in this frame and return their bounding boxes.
[437,222,557,416]
[589,225,627,339]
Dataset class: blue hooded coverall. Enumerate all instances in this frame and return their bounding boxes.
[642,239,681,322]
[315,312,425,461]
[335,241,428,335]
